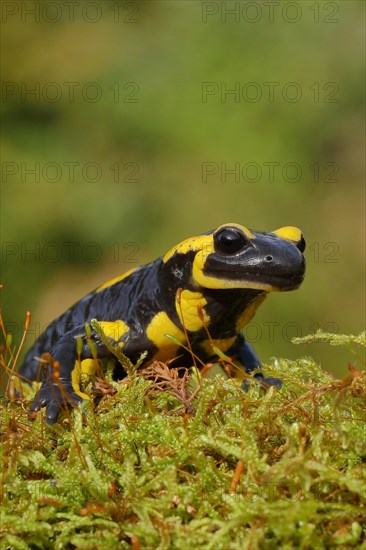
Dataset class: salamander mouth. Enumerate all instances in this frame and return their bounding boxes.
[198,241,306,292]
[215,270,305,291]
[244,272,305,291]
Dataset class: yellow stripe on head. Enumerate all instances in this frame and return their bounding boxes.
[192,232,273,289]
[215,223,255,239]
[272,226,303,242]
[163,234,214,263]
[163,224,254,264]
[192,255,276,291]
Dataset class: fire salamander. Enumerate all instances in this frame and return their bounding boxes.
[20,223,306,424]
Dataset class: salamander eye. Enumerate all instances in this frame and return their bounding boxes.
[214,227,248,255]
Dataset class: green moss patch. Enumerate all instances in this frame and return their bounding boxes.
[1,331,365,549]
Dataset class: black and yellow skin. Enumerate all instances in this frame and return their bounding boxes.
[20,223,306,424]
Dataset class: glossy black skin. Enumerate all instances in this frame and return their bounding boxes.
[20,227,306,423]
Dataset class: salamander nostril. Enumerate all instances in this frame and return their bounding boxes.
[265,255,273,262]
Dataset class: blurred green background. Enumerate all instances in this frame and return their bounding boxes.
[1,0,364,377]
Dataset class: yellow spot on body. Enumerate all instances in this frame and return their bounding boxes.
[175,289,210,332]
[235,294,267,332]
[200,336,237,356]
[96,267,138,293]
[98,320,129,344]
[272,226,303,242]
[71,358,106,400]
[80,358,99,376]
[146,311,185,361]
[71,359,92,400]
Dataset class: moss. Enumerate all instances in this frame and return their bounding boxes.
[1,331,365,549]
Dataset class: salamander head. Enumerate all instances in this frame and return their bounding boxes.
[163,222,306,292]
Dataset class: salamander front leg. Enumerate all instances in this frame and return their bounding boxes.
[29,325,109,424]
[229,334,283,391]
